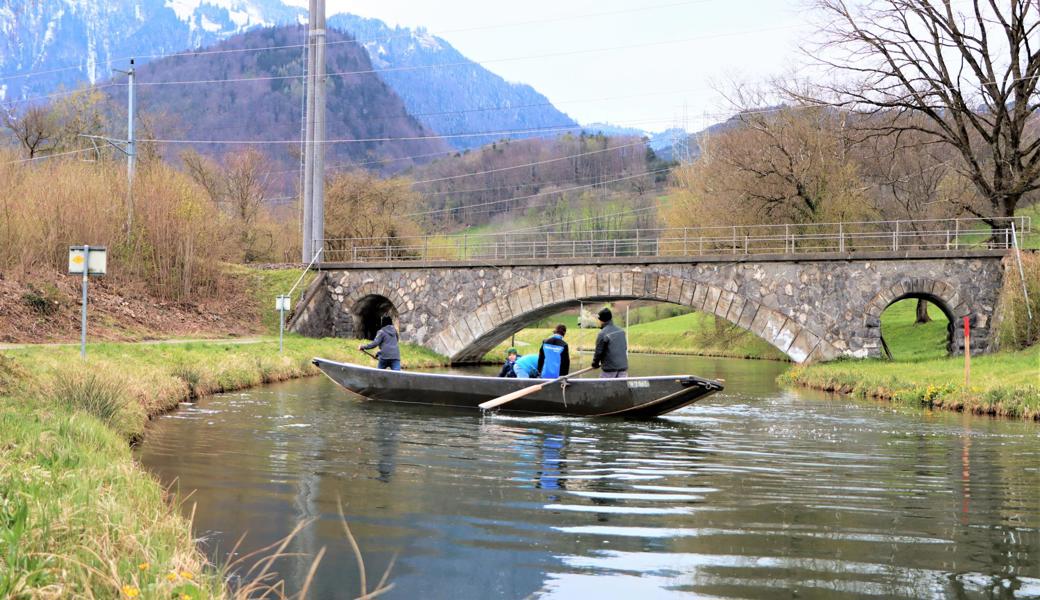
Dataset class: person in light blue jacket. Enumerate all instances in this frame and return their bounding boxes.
[513,353,541,379]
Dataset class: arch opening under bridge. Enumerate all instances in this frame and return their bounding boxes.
[429,272,839,364]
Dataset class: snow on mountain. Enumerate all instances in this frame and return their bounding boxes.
[0,1,577,149]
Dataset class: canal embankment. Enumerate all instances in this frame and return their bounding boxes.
[0,338,445,599]
[780,346,1040,419]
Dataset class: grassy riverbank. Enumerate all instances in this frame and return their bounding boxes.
[0,337,445,599]
[781,345,1040,419]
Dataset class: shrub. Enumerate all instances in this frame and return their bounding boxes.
[50,372,144,440]
[20,283,62,316]
[996,253,1040,350]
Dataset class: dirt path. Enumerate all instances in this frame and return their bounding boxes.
[0,337,266,351]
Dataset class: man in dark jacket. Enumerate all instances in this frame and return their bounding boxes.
[359,315,401,371]
[537,324,570,379]
[591,307,628,378]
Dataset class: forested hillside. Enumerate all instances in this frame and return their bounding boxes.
[406,133,673,230]
[107,26,448,183]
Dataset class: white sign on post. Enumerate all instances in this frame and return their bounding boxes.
[276,296,291,311]
[70,245,107,359]
[69,246,107,275]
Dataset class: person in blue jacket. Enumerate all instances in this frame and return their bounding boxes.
[513,353,541,379]
[537,324,570,379]
[497,347,519,377]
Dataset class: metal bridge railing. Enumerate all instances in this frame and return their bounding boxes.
[319,217,1034,263]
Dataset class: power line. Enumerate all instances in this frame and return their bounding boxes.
[411,140,649,185]
[138,118,675,145]
[0,0,717,83]
[500,203,666,234]
[115,24,802,89]
[1,147,96,165]
[407,168,668,217]
[3,83,118,106]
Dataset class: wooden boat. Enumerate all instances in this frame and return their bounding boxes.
[312,358,723,418]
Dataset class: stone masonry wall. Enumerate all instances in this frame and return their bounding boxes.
[290,253,1007,363]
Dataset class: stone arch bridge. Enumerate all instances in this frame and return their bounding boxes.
[289,249,1010,364]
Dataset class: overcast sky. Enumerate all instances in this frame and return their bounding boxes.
[322,0,814,132]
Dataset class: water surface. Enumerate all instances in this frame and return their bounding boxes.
[137,354,1040,599]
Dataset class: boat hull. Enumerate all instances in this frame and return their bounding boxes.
[312,358,723,418]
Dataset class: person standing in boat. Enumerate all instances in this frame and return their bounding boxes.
[497,347,519,377]
[591,307,628,378]
[512,353,541,379]
[359,315,401,371]
[537,324,570,379]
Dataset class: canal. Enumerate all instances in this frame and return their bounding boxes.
[136,354,1040,599]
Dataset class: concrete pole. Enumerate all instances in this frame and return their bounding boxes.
[126,60,136,241]
[301,0,318,263]
[309,0,327,263]
[81,245,90,359]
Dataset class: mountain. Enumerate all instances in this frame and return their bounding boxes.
[0,0,304,101]
[114,26,447,182]
[327,14,578,150]
[0,1,577,150]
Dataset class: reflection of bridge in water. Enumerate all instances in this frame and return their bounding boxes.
[290,218,1031,363]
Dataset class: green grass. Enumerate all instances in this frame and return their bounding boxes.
[781,345,1040,419]
[1019,202,1040,249]
[880,299,949,361]
[234,266,316,335]
[0,337,446,598]
[487,311,786,362]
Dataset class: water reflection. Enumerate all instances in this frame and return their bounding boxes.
[137,354,1040,600]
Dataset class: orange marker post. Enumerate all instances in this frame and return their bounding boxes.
[963,316,971,392]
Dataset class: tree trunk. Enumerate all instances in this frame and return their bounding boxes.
[915,298,931,324]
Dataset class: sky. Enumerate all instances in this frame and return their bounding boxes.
[319,0,816,133]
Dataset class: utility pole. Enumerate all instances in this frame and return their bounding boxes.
[126,59,135,240]
[302,0,327,263]
[79,59,135,241]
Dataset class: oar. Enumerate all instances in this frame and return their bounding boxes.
[479,366,597,411]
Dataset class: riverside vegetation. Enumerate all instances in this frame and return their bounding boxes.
[0,338,445,599]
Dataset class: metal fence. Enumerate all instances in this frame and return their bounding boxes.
[320,217,1034,263]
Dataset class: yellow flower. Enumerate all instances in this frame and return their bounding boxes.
[181,595,192,600]
[166,573,178,582]
[179,571,194,580]
[138,562,149,571]
[122,585,140,598]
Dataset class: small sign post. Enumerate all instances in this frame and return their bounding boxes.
[69,245,107,359]
[276,295,291,352]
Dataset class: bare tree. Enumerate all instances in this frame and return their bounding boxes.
[806,0,1040,227]
[3,106,56,159]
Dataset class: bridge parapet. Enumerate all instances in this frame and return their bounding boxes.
[319,217,1031,264]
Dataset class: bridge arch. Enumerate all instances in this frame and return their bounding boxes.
[428,271,840,364]
[340,283,405,339]
[863,278,970,356]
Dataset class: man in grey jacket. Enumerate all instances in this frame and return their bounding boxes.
[591,307,628,378]
[359,315,401,371]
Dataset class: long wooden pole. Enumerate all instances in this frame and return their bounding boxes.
[479,366,596,410]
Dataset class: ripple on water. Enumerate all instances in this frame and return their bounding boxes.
[136,355,1040,600]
